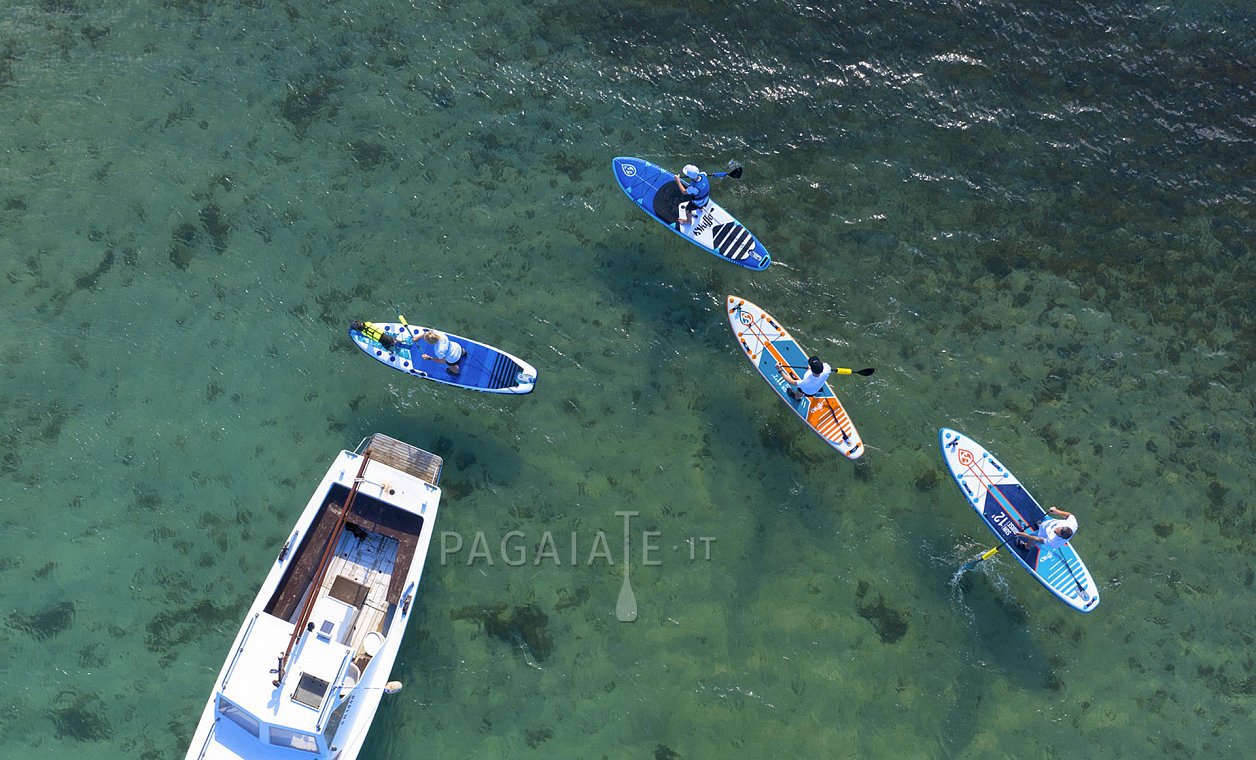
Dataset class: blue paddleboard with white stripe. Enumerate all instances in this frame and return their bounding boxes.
[349,321,537,394]
[939,428,1099,613]
[611,156,770,271]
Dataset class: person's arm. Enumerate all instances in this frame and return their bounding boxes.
[1048,506,1072,519]
[675,174,687,191]
[776,364,801,386]
[1016,531,1044,544]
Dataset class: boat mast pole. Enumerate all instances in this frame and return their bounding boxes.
[273,448,373,686]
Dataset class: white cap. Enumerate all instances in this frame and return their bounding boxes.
[682,164,700,178]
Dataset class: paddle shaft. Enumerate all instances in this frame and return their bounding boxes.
[782,364,875,376]
[980,534,1016,561]
[1057,551,1092,601]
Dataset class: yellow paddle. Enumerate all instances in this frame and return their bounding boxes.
[781,364,875,376]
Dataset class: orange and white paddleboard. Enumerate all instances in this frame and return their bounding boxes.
[726,296,865,460]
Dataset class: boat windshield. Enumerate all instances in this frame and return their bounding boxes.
[215,696,324,755]
[269,725,321,753]
[216,697,260,738]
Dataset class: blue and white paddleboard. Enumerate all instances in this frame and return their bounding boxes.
[611,156,771,271]
[349,320,537,394]
[939,428,1099,613]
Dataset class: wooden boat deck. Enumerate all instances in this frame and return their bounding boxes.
[265,484,424,623]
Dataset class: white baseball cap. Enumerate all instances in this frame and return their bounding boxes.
[682,164,700,178]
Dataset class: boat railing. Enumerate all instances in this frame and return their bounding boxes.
[354,433,443,486]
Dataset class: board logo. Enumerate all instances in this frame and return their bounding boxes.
[957,449,974,467]
[620,163,637,177]
[737,310,753,327]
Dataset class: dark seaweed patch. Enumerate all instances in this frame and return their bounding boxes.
[347,141,389,169]
[554,586,589,612]
[913,468,938,491]
[314,287,351,326]
[132,485,162,512]
[169,221,197,269]
[9,600,75,640]
[525,727,553,748]
[78,642,106,668]
[199,203,230,253]
[280,74,340,137]
[145,598,237,664]
[440,476,475,501]
[51,691,111,742]
[73,250,115,291]
[451,602,554,662]
[80,24,109,44]
[855,582,908,644]
[656,744,681,760]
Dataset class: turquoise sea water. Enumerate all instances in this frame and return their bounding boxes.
[1,1,1252,757]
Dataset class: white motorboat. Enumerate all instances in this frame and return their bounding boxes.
[186,433,443,759]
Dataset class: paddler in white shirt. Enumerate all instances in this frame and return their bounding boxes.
[1016,506,1078,549]
[780,356,832,401]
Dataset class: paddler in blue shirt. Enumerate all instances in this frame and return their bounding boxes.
[674,163,739,230]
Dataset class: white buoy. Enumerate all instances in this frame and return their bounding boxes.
[385,681,403,694]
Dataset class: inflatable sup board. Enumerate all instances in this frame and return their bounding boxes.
[612,156,770,271]
[727,296,864,460]
[349,319,537,394]
[939,428,1099,612]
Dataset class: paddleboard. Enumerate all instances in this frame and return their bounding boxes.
[726,296,864,460]
[939,428,1099,613]
[349,320,537,394]
[612,156,771,271]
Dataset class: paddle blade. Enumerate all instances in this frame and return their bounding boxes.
[616,573,638,622]
[728,165,743,179]
[855,367,876,376]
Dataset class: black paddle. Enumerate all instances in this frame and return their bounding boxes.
[1057,552,1092,603]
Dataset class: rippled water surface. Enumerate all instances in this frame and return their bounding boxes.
[0,1,1251,757]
